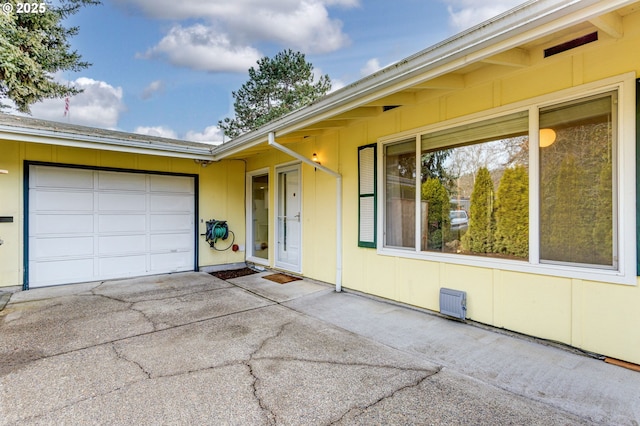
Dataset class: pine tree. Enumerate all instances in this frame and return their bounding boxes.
[0,0,101,113]
[218,49,331,138]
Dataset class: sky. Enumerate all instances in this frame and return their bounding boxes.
[22,0,527,145]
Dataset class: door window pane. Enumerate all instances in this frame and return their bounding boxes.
[251,174,269,260]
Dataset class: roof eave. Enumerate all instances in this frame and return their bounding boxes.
[0,123,215,160]
[211,0,636,160]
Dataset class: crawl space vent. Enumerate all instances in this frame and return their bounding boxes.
[439,288,467,320]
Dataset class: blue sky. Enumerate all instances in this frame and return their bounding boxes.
[25,0,526,144]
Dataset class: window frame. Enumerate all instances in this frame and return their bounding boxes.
[376,73,636,285]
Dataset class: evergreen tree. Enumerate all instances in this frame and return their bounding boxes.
[421,178,450,250]
[494,165,528,258]
[593,160,613,265]
[0,0,101,113]
[218,49,331,138]
[462,167,495,253]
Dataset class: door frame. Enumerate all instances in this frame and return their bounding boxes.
[274,162,302,273]
[246,168,270,266]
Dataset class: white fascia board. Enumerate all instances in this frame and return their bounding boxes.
[0,125,215,160]
[212,0,637,160]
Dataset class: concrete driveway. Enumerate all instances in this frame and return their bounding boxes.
[1,271,638,425]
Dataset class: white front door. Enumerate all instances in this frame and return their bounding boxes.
[276,164,301,272]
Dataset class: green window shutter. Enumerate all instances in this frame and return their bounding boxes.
[358,144,377,248]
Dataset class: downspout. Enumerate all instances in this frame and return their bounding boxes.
[268,132,343,292]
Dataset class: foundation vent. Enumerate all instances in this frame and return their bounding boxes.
[439,288,467,320]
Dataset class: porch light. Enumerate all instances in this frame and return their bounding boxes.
[312,153,321,165]
[539,128,556,148]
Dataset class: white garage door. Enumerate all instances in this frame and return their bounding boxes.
[28,165,196,288]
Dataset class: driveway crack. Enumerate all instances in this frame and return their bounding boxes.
[110,343,152,379]
[329,366,442,425]
[245,321,292,425]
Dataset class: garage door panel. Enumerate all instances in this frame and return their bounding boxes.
[32,191,94,212]
[99,255,147,277]
[99,235,146,255]
[98,193,146,212]
[98,171,146,191]
[99,214,146,233]
[150,174,193,193]
[31,236,94,258]
[29,165,195,288]
[31,214,94,234]
[150,214,192,231]
[32,166,94,189]
[150,194,193,212]
[150,252,192,272]
[30,258,95,284]
[150,233,192,251]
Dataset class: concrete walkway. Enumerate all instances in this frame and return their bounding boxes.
[1,271,638,425]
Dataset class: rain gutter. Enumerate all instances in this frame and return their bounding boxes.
[268,132,343,292]
[0,124,215,160]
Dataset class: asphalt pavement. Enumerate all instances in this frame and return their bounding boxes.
[1,271,639,425]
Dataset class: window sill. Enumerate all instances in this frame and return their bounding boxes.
[377,246,636,286]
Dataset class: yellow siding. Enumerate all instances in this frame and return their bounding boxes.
[0,140,245,288]
[323,10,640,364]
[0,141,22,287]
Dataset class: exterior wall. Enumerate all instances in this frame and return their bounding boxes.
[0,140,245,288]
[294,11,640,364]
[244,139,338,285]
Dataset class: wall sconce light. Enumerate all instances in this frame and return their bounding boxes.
[194,159,213,167]
[312,153,321,165]
[0,170,8,174]
[539,128,557,148]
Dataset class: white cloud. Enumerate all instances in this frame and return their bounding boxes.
[443,0,525,32]
[29,77,125,129]
[138,25,262,72]
[184,125,225,145]
[360,58,381,77]
[141,80,165,100]
[133,124,225,145]
[124,0,355,71]
[133,125,178,139]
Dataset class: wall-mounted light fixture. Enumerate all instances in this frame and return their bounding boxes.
[194,159,213,167]
[312,153,321,165]
[539,128,556,148]
[0,169,8,174]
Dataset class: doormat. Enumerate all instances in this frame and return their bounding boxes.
[262,273,302,284]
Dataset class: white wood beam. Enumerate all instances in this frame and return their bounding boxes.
[589,12,623,39]
[481,48,530,67]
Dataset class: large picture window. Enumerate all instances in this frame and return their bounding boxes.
[382,89,622,274]
[539,92,617,268]
[419,111,529,258]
